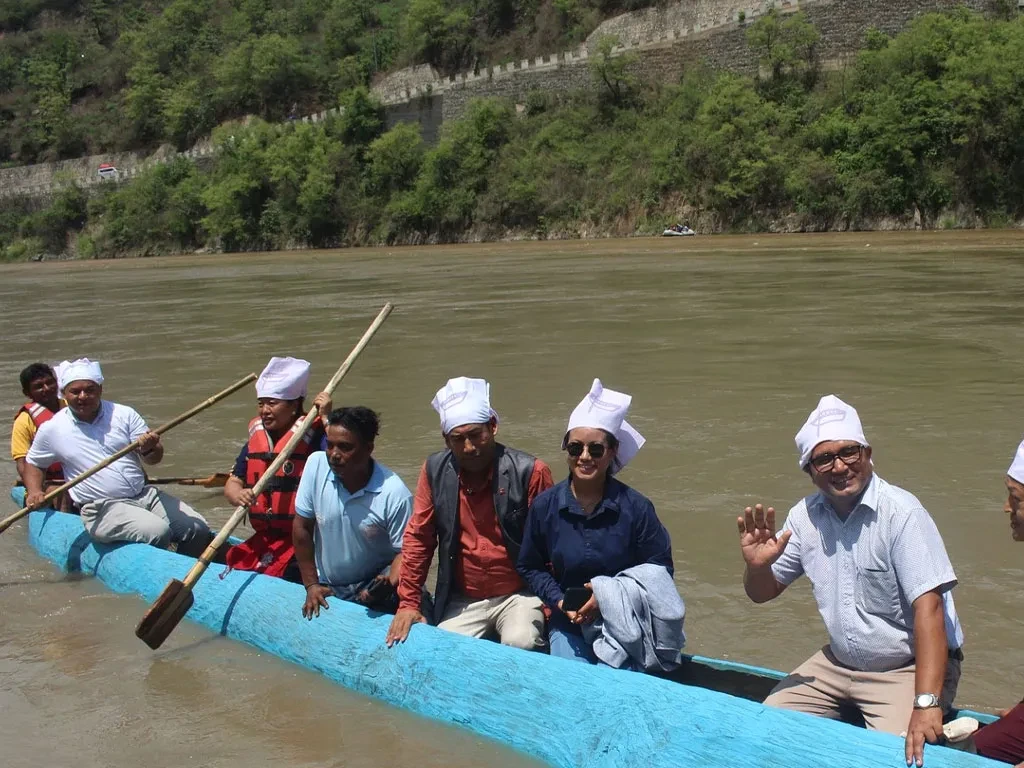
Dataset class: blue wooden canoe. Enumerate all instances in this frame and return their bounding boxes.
[9,488,1000,768]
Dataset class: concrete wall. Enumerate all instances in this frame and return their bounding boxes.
[0,0,995,201]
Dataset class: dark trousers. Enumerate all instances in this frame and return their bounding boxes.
[974,701,1024,764]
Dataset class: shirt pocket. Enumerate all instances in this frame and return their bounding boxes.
[856,565,899,617]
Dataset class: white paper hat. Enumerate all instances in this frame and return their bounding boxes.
[795,394,870,468]
[256,357,310,400]
[1008,438,1024,484]
[564,378,645,473]
[53,360,70,396]
[431,377,499,434]
[57,358,103,390]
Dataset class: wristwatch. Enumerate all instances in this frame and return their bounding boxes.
[913,693,941,709]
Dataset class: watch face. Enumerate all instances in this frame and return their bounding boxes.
[915,694,938,708]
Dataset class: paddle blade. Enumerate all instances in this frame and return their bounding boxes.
[198,473,230,488]
[135,579,195,650]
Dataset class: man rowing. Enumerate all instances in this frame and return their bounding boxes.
[11,363,65,492]
[223,357,326,582]
[386,376,553,649]
[295,406,413,618]
[738,395,963,768]
[23,358,212,555]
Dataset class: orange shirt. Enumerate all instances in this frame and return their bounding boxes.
[397,457,553,610]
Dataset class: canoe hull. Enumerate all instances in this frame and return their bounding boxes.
[12,492,997,768]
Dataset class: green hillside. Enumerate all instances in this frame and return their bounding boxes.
[0,0,648,164]
[3,7,1022,262]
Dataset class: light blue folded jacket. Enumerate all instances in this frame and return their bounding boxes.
[582,563,686,672]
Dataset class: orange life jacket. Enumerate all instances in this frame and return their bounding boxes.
[224,416,318,578]
[244,416,317,531]
[18,402,64,484]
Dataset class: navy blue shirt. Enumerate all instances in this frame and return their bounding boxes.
[516,476,674,610]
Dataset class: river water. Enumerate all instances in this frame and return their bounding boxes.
[1,232,1023,767]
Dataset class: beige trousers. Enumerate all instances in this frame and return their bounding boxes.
[764,646,961,735]
[79,486,211,553]
[438,591,545,651]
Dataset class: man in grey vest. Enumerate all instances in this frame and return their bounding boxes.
[385,377,553,648]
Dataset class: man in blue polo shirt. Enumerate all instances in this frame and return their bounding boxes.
[293,406,413,619]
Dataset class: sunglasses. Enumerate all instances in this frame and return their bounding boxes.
[566,441,607,459]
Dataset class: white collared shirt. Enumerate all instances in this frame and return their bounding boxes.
[771,474,964,672]
[26,400,149,504]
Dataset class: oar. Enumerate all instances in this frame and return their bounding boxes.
[146,473,231,488]
[135,302,395,650]
[0,374,257,535]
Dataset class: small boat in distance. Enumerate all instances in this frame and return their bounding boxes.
[662,224,696,237]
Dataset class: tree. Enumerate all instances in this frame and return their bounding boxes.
[589,35,638,108]
[162,77,217,148]
[746,10,821,97]
[364,123,426,197]
[214,34,313,120]
[402,0,473,73]
[338,87,386,149]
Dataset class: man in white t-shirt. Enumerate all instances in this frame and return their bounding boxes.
[23,359,211,556]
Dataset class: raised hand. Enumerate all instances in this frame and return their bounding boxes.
[737,504,792,569]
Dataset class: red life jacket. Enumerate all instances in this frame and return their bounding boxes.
[224,416,318,578]
[18,402,64,484]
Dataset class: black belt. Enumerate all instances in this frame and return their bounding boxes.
[901,648,963,668]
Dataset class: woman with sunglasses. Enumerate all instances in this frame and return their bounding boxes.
[517,379,674,664]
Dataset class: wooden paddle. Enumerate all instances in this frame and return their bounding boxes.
[135,302,395,650]
[0,373,257,535]
[146,473,231,488]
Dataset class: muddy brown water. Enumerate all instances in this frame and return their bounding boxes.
[2,232,1023,767]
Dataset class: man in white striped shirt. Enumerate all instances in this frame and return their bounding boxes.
[738,395,962,768]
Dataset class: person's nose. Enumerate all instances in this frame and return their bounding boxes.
[1006,495,1014,516]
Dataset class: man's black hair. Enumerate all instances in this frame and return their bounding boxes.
[20,363,55,395]
[326,406,380,445]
